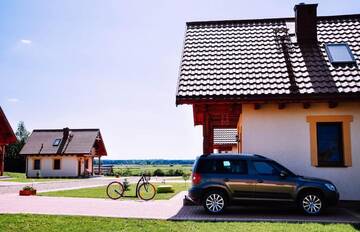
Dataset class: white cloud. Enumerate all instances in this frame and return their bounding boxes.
[20,39,32,44]
[7,98,20,103]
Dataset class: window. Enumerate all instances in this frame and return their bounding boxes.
[33,159,41,170]
[325,43,356,64]
[53,139,61,146]
[53,159,61,170]
[197,159,247,174]
[253,161,279,176]
[307,115,353,167]
[317,122,344,166]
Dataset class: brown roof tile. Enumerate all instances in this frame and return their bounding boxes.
[176,14,360,104]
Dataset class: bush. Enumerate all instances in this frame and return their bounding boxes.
[174,169,184,176]
[123,179,130,191]
[153,169,165,176]
[166,169,174,176]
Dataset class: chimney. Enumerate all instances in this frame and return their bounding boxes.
[294,3,318,44]
[63,127,70,141]
[57,127,70,154]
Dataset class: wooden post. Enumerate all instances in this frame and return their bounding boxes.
[202,113,214,155]
[0,145,4,176]
[98,156,101,175]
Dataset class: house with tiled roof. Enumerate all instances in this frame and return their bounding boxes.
[20,128,107,177]
[176,3,360,200]
[0,107,16,176]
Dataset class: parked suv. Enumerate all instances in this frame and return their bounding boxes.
[189,154,339,215]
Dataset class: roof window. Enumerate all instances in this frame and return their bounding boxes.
[325,43,356,64]
[53,139,61,146]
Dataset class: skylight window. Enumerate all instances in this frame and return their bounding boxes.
[53,139,61,146]
[325,43,356,64]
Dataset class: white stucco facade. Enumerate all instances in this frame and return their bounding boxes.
[241,102,360,200]
[27,155,82,177]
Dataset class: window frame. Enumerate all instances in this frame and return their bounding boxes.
[316,122,344,167]
[33,159,41,170]
[53,139,62,146]
[306,115,353,167]
[324,43,356,64]
[53,159,61,170]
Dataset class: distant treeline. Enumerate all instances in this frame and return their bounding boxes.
[95,159,195,166]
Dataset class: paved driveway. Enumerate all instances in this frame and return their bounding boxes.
[0,191,359,224]
[170,205,360,224]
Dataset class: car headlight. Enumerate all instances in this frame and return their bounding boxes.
[325,183,336,191]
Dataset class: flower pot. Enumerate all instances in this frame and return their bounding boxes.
[19,189,36,196]
[19,190,32,196]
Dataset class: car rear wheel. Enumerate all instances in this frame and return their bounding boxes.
[203,190,227,214]
[299,192,324,215]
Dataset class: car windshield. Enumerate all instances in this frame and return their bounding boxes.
[270,161,296,177]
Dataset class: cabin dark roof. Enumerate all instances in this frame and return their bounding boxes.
[0,107,16,145]
[176,14,360,104]
[20,128,107,156]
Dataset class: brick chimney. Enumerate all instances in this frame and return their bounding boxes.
[294,3,318,44]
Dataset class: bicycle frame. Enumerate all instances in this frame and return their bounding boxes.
[135,174,151,197]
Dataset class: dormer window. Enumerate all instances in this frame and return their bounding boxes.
[53,139,61,146]
[325,43,356,64]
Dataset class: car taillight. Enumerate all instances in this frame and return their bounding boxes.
[192,173,202,185]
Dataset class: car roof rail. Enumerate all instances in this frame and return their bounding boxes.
[253,154,267,159]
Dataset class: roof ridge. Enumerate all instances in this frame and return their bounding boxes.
[32,128,100,132]
[186,13,360,26]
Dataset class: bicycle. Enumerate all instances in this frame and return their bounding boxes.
[106,174,157,201]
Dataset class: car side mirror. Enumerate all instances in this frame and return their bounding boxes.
[280,171,288,178]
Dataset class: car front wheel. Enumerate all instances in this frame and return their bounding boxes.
[299,192,324,215]
[203,190,227,214]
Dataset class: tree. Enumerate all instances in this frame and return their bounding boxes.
[5,121,30,172]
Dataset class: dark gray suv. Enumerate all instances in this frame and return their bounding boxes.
[189,154,339,215]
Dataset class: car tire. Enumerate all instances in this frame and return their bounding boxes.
[202,190,227,214]
[298,191,324,215]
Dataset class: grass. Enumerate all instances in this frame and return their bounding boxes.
[0,172,79,182]
[38,182,189,200]
[112,165,192,176]
[0,214,358,232]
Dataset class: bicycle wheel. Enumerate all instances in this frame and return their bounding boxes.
[137,183,156,201]
[106,181,124,200]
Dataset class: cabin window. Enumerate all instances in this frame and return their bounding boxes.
[53,159,61,170]
[33,159,41,170]
[53,139,61,146]
[307,115,353,167]
[316,122,344,167]
[325,43,356,64]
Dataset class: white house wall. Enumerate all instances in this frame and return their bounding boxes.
[27,155,79,177]
[241,102,360,200]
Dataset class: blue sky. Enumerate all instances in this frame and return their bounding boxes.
[1,0,360,159]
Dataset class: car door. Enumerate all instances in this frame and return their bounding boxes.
[251,160,296,201]
[218,159,256,199]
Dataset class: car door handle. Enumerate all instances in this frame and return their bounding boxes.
[257,179,263,183]
[224,178,230,182]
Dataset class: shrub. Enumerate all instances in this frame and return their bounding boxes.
[23,186,35,191]
[153,169,165,176]
[166,169,174,176]
[174,169,184,176]
[123,179,130,191]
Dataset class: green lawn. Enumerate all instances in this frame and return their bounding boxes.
[0,214,357,232]
[0,172,78,182]
[38,182,189,200]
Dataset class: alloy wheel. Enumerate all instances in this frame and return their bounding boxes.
[205,193,225,213]
[302,194,322,214]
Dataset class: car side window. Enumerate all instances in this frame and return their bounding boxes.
[253,161,279,176]
[215,160,248,174]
